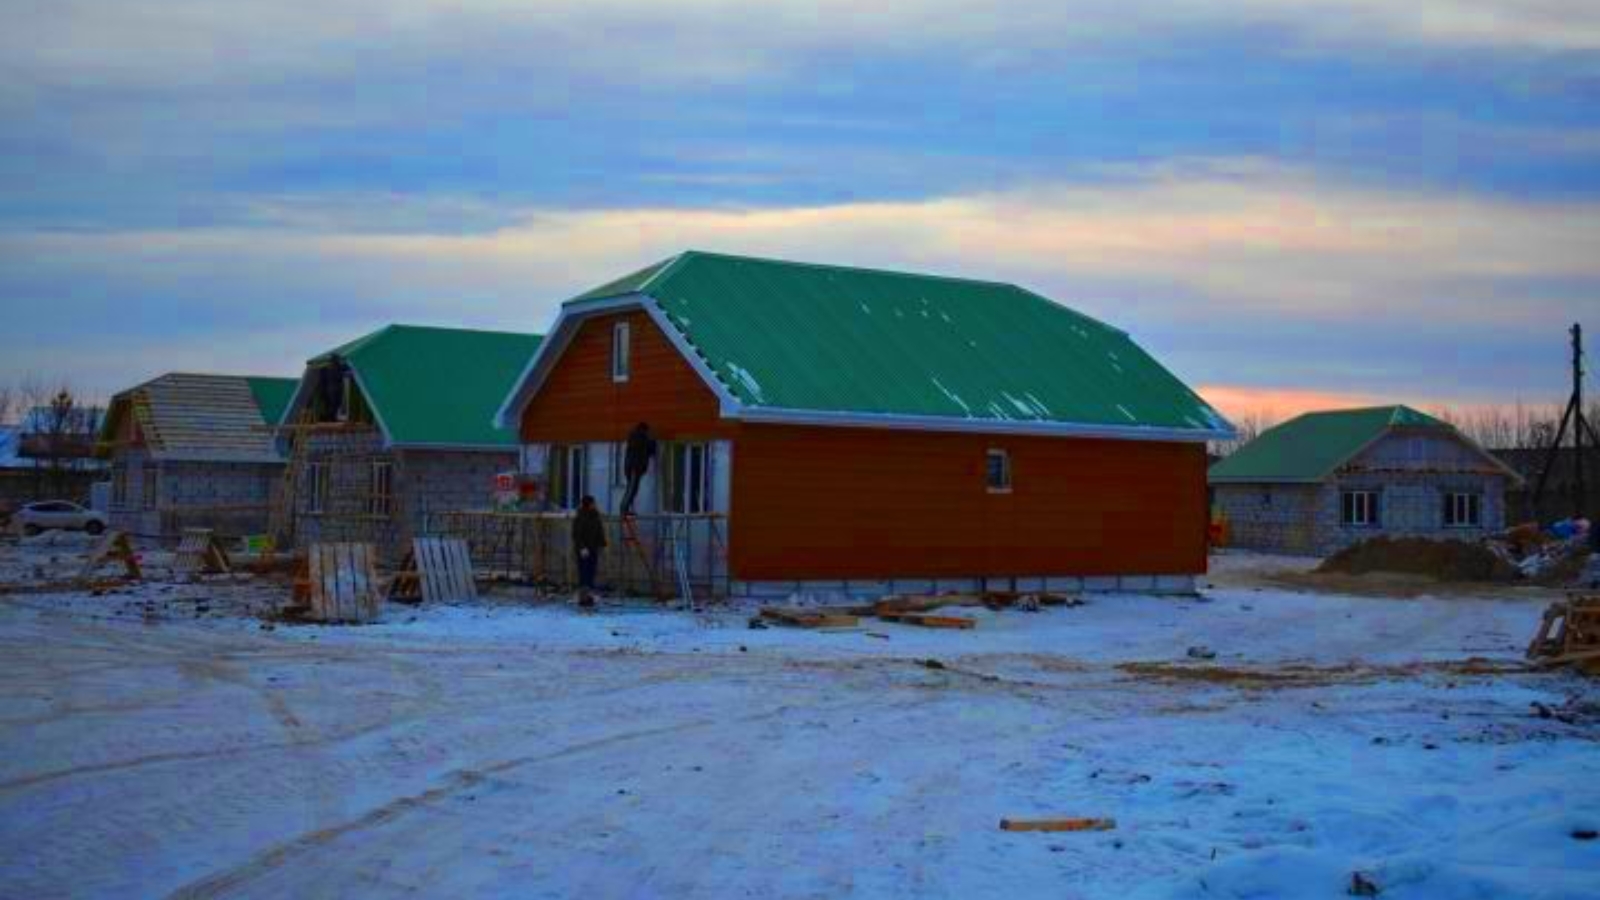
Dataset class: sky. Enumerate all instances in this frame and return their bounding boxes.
[1,1,1597,421]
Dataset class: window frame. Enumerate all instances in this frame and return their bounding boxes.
[1443,491,1481,528]
[141,463,159,509]
[985,448,1012,494]
[663,441,712,515]
[1340,489,1379,528]
[368,460,395,517]
[306,461,329,514]
[111,464,128,508]
[611,321,632,383]
[549,444,588,511]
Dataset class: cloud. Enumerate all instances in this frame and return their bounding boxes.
[4,1,1596,101]
[2,158,1594,403]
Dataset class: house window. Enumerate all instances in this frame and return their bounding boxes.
[111,464,128,508]
[612,321,631,383]
[663,442,711,514]
[609,442,627,488]
[1340,490,1379,527]
[550,444,587,510]
[368,461,395,516]
[1443,491,1481,528]
[306,462,329,514]
[986,449,1012,493]
[141,464,159,509]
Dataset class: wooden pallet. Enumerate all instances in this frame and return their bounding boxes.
[390,537,478,604]
[80,531,141,581]
[172,528,230,578]
[300,542,382,623]
[1528,592,1600,668]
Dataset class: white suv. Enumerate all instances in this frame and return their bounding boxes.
[14,501,108,537]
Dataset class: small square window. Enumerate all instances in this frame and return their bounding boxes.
[1443,491,1481,528]
[611,321,631,383]
[986,449,1012,493]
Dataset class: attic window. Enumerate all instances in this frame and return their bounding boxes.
[986,449,1012,493]
[612,321,631,383]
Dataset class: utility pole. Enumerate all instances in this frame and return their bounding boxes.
[1530,323,1597,528]
[1577,323,1587,522]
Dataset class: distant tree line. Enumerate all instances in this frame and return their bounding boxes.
[1211,400,1600,457]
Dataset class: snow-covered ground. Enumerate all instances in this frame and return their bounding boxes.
[1,545,1597,899]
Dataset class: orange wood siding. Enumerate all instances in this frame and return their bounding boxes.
[729,424,1208,580]
[519,311,729,444]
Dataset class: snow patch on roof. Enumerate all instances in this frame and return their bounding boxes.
[724,362,766,404]
[1001,391,1043,420]
[930,377,972,417]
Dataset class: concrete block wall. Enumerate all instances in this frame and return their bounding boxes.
[1315,472,1507,556]
[107,448,159,537]
[292,429,404,556]
[400,449,517,537]
[1214,484,1321,555]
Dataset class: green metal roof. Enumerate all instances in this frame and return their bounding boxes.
[1208,405,1450,483]
[569,251,1228,436]
[245,377,297,427]
[313,325,543,448]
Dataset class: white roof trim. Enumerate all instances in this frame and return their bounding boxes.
[391,442,519,454]
[495,292,1231,445]
[732,406,1227,442]
[494,295,646,430]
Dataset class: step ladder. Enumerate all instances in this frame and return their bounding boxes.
[619,515,671,602]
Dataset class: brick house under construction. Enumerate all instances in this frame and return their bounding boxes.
[1209,405,1523,556]
[496,251,1234,599]
[275,325,543,559]
[97,373,297,539]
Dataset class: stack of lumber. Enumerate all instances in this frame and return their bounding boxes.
[1527,592,1600,672]
[759,591,1082,632]
[758,607,859,629]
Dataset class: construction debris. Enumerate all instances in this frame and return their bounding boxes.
[1486,519,1594,586]
[999,818,1116,833]
[1527,592,1600,673]
[758,607,860,629]
[79,531,141,582]
[877,611,976,629]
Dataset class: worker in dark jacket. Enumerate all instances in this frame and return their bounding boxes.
[572,495,607,604]
[619,422,656,516]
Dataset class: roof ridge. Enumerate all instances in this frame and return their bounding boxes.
[672,249,1023,292]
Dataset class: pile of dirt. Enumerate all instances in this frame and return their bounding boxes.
[1317,537,1519,583]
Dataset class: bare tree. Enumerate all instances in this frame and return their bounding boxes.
[1210,409,1278,458]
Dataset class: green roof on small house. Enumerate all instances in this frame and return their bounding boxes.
[312,325,543,448]
[245,377,297,427]
[1208,405,1450,483]
[564,251,1229,436]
